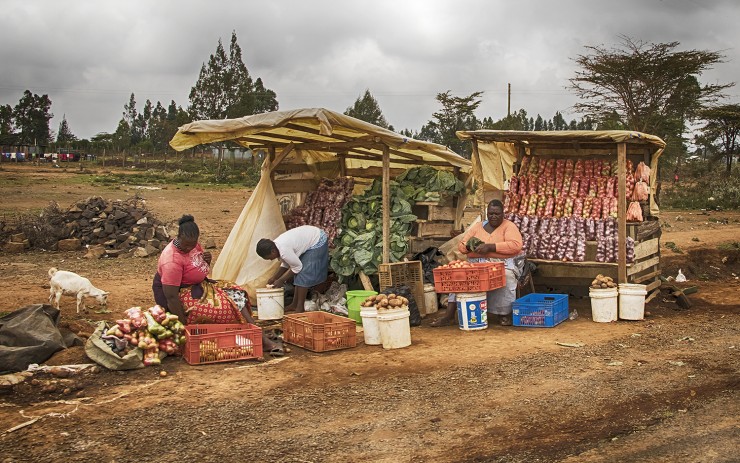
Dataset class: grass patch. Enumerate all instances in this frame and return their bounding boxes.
[717,241,740,251]
[665,241,683,254]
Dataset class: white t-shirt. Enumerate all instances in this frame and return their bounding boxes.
[274,225,323,274]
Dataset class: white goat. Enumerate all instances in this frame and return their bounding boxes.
[48,267,109,313]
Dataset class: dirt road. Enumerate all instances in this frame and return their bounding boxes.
[0,165,738,462]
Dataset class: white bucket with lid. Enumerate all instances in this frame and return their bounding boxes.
[377,306,411,349]
[589,287,618,322]
[618,283,647,320]
[360,306,381,345]
[256,287,284,320]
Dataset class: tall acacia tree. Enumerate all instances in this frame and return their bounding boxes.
[569,37,733,148]
[698,104,740,175]
[344,89,393,130]
[419,90,483,158]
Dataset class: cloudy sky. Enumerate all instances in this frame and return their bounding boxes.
[1,0,739,140]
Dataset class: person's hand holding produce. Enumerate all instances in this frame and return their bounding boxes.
[202,251,212,265]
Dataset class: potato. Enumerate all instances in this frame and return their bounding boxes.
[389,299,402,307]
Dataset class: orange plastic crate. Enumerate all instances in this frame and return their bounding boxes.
[282,312,356,352]
[184,323,263,365]
[433,262,506,293]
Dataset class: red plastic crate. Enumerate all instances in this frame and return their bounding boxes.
[282,312,356,352]
[433,262,506,293]
[184,323,263,365]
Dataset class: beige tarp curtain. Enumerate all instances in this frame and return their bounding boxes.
[170,108,472,302]
[457,130,666,216]
[210,158,284,301]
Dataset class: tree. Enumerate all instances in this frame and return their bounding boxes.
[0,104,14,145]
[13,90,53,145]
[419,90,483,158]
[344,89,392,129]
[122,93,140,145]
[189,31,278,121]
[698,104,740,175]
[569,37,733,145]
[56,114,77,144]
[534,114,544,131]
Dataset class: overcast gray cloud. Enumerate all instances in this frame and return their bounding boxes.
[1,0,738,139]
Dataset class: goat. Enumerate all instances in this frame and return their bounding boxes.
[48,267,109,313]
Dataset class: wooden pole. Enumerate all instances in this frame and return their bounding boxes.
[617,143,627,284]
[338,153,347,177]
[507,83,511,116]
[382,144,390,263]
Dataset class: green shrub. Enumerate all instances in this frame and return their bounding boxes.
[661,173,740,210]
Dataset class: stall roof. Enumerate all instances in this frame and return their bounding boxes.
[170,107,471,171]
[456,130,666,149]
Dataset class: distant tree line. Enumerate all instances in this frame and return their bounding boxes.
[1,34,737,174]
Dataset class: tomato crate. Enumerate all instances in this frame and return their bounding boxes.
[433,262,505,293]
[282,312,356,352]
[512,293,569,328]
[183,323,263,365]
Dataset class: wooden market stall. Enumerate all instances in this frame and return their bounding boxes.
[169,108,472,301]
[456,130,666,298]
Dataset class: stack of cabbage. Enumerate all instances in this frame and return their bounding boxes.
[331,166,463,277]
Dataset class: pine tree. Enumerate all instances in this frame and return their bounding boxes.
[344,89,392,129]
[56,114,77,144]
[189,31,278,121]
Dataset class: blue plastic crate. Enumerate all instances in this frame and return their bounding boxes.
[512,293,569,328]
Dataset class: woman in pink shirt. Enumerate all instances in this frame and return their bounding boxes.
[153,215,285,356]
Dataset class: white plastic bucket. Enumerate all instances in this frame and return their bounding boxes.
[619,283,647,320]
[377,307,411,349]
[256,288,284,320]
[423,284,438,316]
[456,292,488,331]
[360,306,381,345]
[589,287,618,322]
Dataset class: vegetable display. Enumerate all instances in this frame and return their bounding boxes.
[284,177,355,246]
[330,166,464,277]
[104,305,187,366]
[591,274,616,289]
[506,157,647,222]
[360,293,409,311]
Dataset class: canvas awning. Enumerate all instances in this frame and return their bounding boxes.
[171,107,470,175]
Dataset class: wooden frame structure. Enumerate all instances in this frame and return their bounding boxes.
[457,130,666,296]
[170,108,472,264]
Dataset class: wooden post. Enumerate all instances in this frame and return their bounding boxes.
[338,153,347,177]
[617,143,627,284]
[164,149,167,172]
[102,148,106,168]
[382,144,390,263]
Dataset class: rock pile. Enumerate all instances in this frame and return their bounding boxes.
[60,196,170,258]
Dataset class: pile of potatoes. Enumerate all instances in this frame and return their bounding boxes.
[361,293,409,311]
[591,274,617,289]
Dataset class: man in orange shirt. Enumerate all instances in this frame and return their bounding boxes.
[431,199,523,327]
